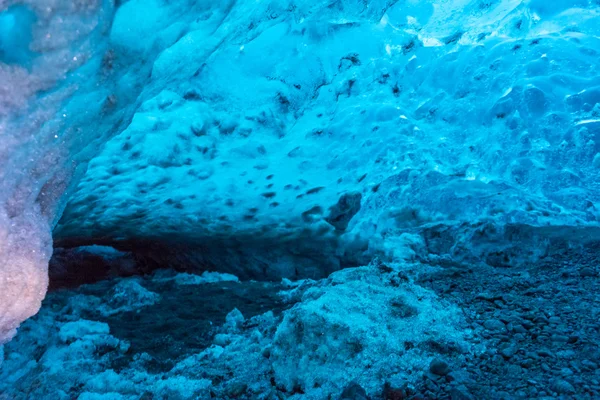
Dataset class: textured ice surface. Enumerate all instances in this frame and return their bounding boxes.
[0,0,114,343]
[2,0,600,343]
[54,0,600,254]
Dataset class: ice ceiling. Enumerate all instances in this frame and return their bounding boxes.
[2,0,600,343]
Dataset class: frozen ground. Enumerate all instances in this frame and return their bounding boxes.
[1,265,473,399]
[2,251,599,399]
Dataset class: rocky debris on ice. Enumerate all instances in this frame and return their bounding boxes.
[0,261,470,399]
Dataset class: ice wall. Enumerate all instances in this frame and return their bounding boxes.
[0,0,114,343]
[2,0,600,342]
[55,0,600,264]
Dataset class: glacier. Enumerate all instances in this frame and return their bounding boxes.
[1,0,600,398]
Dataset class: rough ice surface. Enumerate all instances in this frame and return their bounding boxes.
[0,0,114,344]
[0,263,472,399]
[1,0,600,398]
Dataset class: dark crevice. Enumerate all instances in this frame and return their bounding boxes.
[49,232,367,290]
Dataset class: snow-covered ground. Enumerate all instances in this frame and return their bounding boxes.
[0,265,471,399]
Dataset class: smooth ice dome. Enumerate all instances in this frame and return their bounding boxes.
[1,0,600,397]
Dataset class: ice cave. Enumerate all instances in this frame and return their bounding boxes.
[1,0,600,398]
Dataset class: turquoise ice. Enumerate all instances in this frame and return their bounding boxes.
[1,0,599,357]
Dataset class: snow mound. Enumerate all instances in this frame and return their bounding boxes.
[0,262,472,399]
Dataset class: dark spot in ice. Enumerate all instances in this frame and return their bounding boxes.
[262,192,276,199]
[152,177,171,188]
[277,93,290,112]
[306,186,325,195]
[489,60,501,70]
[338,53,361,71]
[102,49,115,71]
[191,122,206,137]
[183,90,201,101]
[515,20,522,30]
[288,147,301,158]
[479,0,493,9]
[378,73,390,84]
[104,95,117,110]
[325,191,362,231]
[444,31,464,45]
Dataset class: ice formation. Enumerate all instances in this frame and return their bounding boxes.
[2,0,600,397]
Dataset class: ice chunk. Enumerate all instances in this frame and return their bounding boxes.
[58,320,110,343]
[173,271,240,285]
[270,264,470,396]
[224,308,245,332]
[99,280,159,316]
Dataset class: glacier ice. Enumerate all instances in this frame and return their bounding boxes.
[47,0,600,281]
[1,0,600,396]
